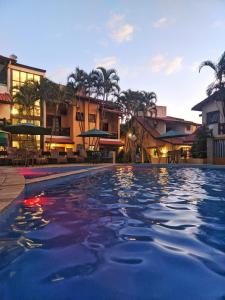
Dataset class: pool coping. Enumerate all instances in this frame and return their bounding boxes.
[25,164,115,184]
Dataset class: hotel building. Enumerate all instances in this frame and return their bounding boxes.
[0,54,122,151]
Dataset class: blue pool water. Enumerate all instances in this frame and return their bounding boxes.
[0,166,225,300]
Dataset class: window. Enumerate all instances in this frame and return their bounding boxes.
[76,112,84,121]
[11,69,42,123]
[186,125,191,131]
[20,72,27,82]
[206,111,220,124]
[12,70,20,81]
[0,62,7,85]
[88,114,96,123]
[102,122,109,131]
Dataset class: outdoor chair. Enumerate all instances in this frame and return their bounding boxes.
[48,149,67,164]
[35,150,48,165]
[66,149,77,163]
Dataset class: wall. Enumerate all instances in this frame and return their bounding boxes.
[202,100,225,138]
[0,103,11,120]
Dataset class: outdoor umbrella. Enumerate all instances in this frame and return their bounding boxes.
[156,130,189,139]
[78,128,112,150]
[78,128,112,138]
[0,130,10,147]
[4,123,51,135]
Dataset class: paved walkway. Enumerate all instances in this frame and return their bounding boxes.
[0,167,25,212]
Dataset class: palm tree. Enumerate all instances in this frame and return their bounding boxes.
[141,91,157,118]
[92,67,120,129]
[67,67,88,131]
[67,67,88,147]
[199,51,225,116]
[13,80,40,123]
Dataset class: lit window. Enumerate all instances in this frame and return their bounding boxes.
[20,72,27,82]
[34,75,40,82]
[12,70,20,81]
[27,73,34,80]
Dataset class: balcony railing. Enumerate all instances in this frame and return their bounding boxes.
[218,123,225,135]
[49,127,71,136]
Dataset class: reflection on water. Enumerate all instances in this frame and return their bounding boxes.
[0,166,225,300]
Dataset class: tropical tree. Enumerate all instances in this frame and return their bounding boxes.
[117,89,157,121]
[13,80,40,122]
[92,67,120,101]
[67,67,88,133]
[91,67,120,128]
[199,51,225,116]
[117,89,157,162]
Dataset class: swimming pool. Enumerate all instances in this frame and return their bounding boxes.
[0,166,225,300]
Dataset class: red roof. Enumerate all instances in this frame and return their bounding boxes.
[154,116,199,125]
[134,116,195,145]
[45,137,74,144]
[135,117,160,138]
[0,93,12,103]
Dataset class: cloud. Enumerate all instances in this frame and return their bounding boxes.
[94,56,118,68]
[107,14,134,43]
[150,55,167,72]
[165,57,183,75]
[153,17,174,28]
[48,67,71,83]
[148,54,183,75]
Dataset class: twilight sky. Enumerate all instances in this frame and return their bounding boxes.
[1,0,225,122]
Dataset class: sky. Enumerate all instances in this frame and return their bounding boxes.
[1,0,225,122]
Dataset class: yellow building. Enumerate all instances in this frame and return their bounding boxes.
[0,54,46,148]
[44,94,122,151]
[123,106,199,163]
[0,54,122,151]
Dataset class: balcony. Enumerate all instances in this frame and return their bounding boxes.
[218,123,225,135]
[48,127,71,137]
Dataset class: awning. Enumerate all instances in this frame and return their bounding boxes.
[99,139,124,147]
[0,93,12,103]
[45,137,74,144]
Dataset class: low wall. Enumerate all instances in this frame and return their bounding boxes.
[151,157,168,164]
[186,158,207,164]
[213,158,225,165]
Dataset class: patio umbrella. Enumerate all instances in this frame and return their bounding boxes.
[156,130,189,139]
[78,128,112,151]
[4,123,51,135]
[78,128,112,138]
[0,130,10,147]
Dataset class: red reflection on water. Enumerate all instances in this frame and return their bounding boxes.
[18,168,50,177]
[23,196,49,206]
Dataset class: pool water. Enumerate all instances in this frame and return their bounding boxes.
[1,166,225,300]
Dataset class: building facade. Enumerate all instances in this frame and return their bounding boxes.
[123,106,198,163]
[44,95,122,151]
[0,54,46,148]
[192,91,225,164]
[0,54,122,151]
